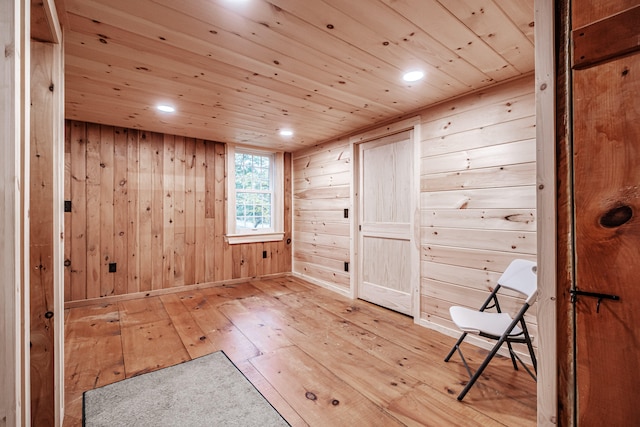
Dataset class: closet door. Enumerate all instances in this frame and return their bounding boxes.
[572,3,640,423]
[358,130,414,316]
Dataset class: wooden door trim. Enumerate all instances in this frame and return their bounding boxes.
[350,117,421,320]
[1,1,31,424]
[535,0,559,424]
[554,0,576,425]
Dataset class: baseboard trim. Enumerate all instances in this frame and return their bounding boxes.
[63,272,291,309]
[291,272,352,298]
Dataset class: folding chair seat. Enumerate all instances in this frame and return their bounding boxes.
[444,259,538,401]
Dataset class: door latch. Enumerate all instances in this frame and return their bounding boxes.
[570,288,620,313]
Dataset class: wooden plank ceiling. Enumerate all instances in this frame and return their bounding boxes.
[55,0,534,151]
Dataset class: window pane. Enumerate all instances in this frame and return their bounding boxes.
[258,167,269,190]
[234,151,274,231]
[236,153,253,190]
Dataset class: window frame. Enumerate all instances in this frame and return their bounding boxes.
[226,145,284,244]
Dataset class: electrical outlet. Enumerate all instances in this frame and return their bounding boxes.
[108,263,117,273]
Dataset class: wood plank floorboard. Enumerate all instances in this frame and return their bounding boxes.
[63,276,536,426]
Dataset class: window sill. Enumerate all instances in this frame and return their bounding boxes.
[225,232,284,245]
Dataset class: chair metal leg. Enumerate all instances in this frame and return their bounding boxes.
[456,344,474,378]
[506,341,519,370]
[444,332,467,362]
[512,350,537,381]
[456,332,510,401]
[521,320,538,373]
[456,304,531,401]
[527,340,538,374]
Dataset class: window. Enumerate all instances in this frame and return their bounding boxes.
[226,146,284,244]
[235,151,273,231]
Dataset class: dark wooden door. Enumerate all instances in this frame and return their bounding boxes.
[572,2,640,424]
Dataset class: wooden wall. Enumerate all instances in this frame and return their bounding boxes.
[419,77,537,337]
[292,139,352,294]
[30,39,65,427]
[64,120,292,303]
[292,75,537,345]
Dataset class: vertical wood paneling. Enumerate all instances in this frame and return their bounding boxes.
[127,129,141,294]
[65,121,292,302]
[204,142,216,281]
[113,128,129,296]
[69,121,87,301]
[204,143,216,281]
[215,143,231,280]
[30,37,65,426]
[99,125,115,297]
[205,218,216,282]
[137,132,153,292]
[184,137,197,286]
[150,132,164,290]
[162,134,175,288]
[64,121,72,303]
[173,136,186,287]
[194,140,206,284]
[283,152,293,273]
[269,242,278,276]
[239,246,250,279]
[85,123,102,298]
[232,244,242,279]
[247,244,258,278]
[204,141,216,219]
[30,42,57,426]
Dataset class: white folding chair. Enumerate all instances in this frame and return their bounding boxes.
[444,259,538,401]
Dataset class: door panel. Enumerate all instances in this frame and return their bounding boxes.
[360,236,412,313]
[573,43,640,424]
[361,135,411,225]
[358,131,415,316]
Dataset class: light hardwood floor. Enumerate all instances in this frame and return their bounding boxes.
[63,276,537,426]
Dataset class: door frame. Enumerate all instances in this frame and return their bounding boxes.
[536,0,559,424]
[349,116,421,320]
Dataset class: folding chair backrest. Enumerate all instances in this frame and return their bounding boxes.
[497,259,538,304]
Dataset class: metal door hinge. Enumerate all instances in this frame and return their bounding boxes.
[570,288,620,313]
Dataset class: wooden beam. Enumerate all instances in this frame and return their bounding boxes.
[30,39,65,427]
[1,0,30,425]
[31,0,62,43]
[572,5,640,69]
[52,35,65,427]
[535,0,558,425]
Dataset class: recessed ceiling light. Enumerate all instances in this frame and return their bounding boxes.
[157,105,175,113]
[279,129,293,137]
[402,70,424,82]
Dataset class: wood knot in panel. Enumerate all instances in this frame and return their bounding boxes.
[599,205,633,228]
